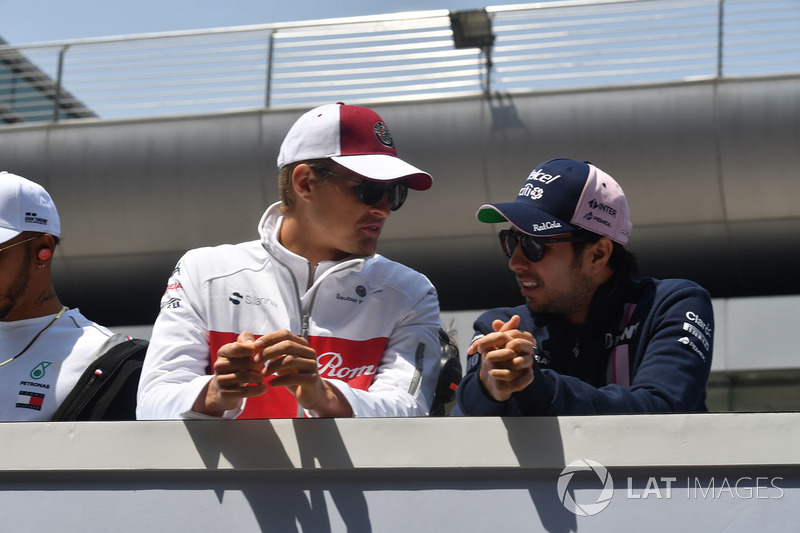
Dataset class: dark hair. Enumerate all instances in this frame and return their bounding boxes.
[571,229,638,279]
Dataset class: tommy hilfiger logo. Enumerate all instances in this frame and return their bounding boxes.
[17,391,45,411]
[24,212,48,225]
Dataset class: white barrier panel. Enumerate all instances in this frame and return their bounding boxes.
[0,414,798,532]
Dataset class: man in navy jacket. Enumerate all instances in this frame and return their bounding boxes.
[456,158,713,415]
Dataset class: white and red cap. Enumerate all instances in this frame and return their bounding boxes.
[277,102,432,191]
[0,171,61,244]
[476,158,632,244]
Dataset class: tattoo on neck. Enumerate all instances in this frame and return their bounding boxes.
[34,292,57,307]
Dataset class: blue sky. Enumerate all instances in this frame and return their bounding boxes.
[0,0,497,44]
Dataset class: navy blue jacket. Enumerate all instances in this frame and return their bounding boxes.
[456,276,713,415]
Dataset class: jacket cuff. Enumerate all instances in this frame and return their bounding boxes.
[456,372,509,416]
[180,375,244,419]
[512,364,555,415]
[304,379,357,418]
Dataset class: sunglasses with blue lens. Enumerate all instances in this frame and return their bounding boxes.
[315,168,408,212]
[498,229,584,262]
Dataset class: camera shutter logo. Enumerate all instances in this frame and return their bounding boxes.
[557,459,614,516]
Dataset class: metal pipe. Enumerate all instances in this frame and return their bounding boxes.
[265,30,275,108]
[52,44,70,122]
[717,0,725,79]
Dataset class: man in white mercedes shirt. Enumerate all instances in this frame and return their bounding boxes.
[137,103,442,419]
[0,171,136,421]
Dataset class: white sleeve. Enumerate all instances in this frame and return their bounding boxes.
[306,281,442,418]
[135,253,242,420]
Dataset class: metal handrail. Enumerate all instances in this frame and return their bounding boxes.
[0,0,797,124]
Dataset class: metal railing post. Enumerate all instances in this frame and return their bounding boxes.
[52,44,70,122]
[482,45,493,96]
[265,30,275,108]
[717,0,725,79]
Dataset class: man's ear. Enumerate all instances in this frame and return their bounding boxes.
[588,237,614,273]
[292,164,315,203]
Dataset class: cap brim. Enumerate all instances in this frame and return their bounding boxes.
[476,202,577,236]
[0,226,22,245]
[332,154,432,190]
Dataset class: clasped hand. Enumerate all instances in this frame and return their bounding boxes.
[196,330,336,416]
[468,315,536,402]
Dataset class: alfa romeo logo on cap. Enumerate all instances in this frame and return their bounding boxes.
[374,122,393,147]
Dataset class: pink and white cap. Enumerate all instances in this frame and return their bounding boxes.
[0,171,61,244]
[277,103,432,191]
[572,163,632,244]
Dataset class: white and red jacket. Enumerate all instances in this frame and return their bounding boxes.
[136,203,442,419]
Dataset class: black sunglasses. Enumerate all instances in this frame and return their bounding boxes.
[498,229,584,262]
[316,168,408,211]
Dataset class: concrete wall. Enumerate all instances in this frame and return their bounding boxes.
[0,415,798,532]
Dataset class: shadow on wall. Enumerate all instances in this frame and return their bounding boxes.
[183,419,373,532]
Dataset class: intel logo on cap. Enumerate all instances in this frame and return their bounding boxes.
[527,169,562,184]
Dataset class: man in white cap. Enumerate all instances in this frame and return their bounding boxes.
[456,158,713,415]
[138,103,442,419]
[0,171,143,421]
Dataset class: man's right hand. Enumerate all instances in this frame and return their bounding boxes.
[469,315,536,402]
[193,331,268,416]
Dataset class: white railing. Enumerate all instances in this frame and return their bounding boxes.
[0,0,798,123]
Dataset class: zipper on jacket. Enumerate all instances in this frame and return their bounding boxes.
[264,244,307,338]
[265,246,359,340]
[300,263,318,339]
